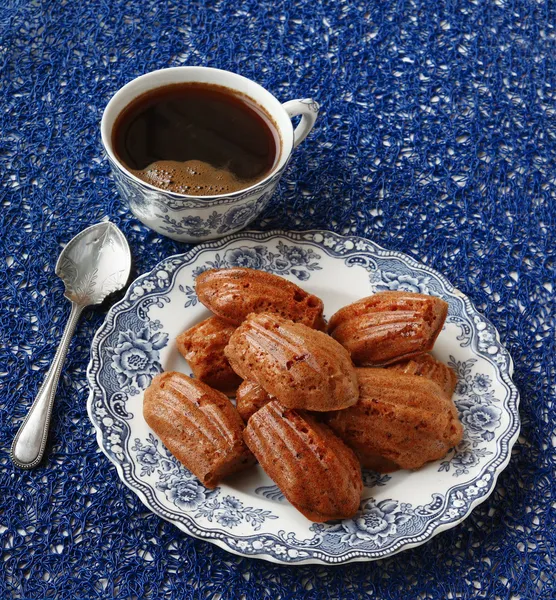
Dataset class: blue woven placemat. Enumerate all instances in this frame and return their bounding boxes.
[1,0,554,598]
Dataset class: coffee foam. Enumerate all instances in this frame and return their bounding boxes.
[132,159,264,196]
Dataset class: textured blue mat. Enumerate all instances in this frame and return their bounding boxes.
[1,0,555,598]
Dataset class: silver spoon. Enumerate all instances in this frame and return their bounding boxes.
[11,221,131,469]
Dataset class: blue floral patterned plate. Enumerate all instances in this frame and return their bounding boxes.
[86,230,520,564]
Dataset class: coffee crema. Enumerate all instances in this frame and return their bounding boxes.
[112,82,280,196]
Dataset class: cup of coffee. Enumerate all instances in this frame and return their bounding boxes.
[100,67,318,242]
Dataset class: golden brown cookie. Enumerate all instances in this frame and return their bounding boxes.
[244,401,363,522]
[235,380,272,422]
[326,368,463,472]
[388,353,457,399]
[176,316,241,396]
[328,291,448,366]
[195,267,325,329]
[143,372,255,488]
[225,312,359,411]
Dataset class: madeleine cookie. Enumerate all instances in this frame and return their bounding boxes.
[143,372,255,488]
[225,312,359,411]
[244,401,363,522]
[195,267,325,329]
[328,291,448,366]
[326,368,463,472]
[176,316,241,396]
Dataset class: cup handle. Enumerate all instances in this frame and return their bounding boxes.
[282,99,319,149]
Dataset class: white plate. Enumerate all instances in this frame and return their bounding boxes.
[87,230,520,564]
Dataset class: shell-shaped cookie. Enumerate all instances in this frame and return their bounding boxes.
[176,316,241,396]
[195,268,325,329]
[143,372,255,488]
[328,291,449,366]
[388,353,457,399]
[326,368,463,472]
[244,401,363,522]
[225,312,359,411]
[236,380,272,422]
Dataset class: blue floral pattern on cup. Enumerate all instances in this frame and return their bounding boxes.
[109,156,281,242]
[152,191,274,239]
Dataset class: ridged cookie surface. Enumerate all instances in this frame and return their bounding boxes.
[244,401,363,522]
[328,291,448,366]
[236,380,272,422]
[388,353,457,399]
[225,312,359,411]
[195,267,325,329]
[143,372,255,488]
[326,368,463,472]
[176,316,241,396]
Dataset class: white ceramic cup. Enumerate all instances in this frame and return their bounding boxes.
[100,67,319,242]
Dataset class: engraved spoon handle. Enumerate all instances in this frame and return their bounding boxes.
[11,301,84,469]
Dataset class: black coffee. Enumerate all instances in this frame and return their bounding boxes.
[112,82,280,195]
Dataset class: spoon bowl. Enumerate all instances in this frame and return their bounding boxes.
[56,221,131,305]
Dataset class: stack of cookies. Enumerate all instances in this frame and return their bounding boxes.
[143,267,463,522]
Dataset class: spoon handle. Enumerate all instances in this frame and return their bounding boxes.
[11,302,83,469]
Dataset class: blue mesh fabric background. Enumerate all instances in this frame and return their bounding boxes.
[1,0,555,598]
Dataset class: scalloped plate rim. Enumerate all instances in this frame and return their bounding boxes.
[86,229,520,565]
